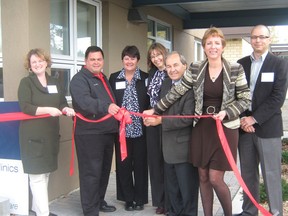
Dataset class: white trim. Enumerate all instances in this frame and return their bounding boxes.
[147,16,172,51]
[50,0,102,99]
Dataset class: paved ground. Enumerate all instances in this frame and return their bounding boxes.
[46,170,242,216]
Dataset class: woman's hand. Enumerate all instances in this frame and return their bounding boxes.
[47,107,63,117]
[62,107,75,116]
[36,107,62,116]
[213,110,226,121]
[143,116,162,126]
[143,108,155,116]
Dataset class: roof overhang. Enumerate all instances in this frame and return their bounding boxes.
[132,0,288,29]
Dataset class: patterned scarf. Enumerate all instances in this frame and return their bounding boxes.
[147,70,166,107]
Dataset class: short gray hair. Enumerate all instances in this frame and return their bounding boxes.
[165,51,187,66]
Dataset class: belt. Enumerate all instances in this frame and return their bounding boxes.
[203,106,220,114]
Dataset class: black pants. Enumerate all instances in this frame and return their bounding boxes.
[115,135,148,204]
[75,133,115,216]
[146,125,165,207]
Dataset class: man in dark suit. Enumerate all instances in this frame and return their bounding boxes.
[144,51,199,216]
[237,25,288,216]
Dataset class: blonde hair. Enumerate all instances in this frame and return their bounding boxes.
[202,27,226,48]
[24,48,51,71]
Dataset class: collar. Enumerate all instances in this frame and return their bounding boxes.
[250,50,269,62]
[117,67,141,80]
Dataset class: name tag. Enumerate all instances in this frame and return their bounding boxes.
[47,85,58,93]
[116,81,126,90]
[145,78,148,87]
[261,72,274,82]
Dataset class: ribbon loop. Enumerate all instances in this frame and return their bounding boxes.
[113,107,132,161]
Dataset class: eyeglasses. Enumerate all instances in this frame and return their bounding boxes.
[150,53,162,59]
[250,35,270,40]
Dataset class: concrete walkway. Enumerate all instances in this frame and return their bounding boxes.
[45,169,243,216]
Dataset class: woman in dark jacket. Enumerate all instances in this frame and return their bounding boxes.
[109,45,149,211]
[18,48,75,216]
[145,42,168,214]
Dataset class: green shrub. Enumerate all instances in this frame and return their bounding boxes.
[283,151,288,164]
[282,138,288,145]
[260,178,288,203]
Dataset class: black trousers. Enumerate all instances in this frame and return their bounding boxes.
[146,125,165,207]
[75,133,115,216]
[165,162,199,216]
[115,135,148,204]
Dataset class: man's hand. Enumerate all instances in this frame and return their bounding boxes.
[108,103,120,115]
[240,116,256,133]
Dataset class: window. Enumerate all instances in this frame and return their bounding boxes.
[50,0,101,98]
[194,39,204,62]
[147,17,172,51]
[51,66,72,97]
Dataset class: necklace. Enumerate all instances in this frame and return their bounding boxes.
[210,76,217,82]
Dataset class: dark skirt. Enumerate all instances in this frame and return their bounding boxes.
[190,117,238,171]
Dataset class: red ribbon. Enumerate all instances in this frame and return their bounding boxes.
[215,119,271,216]
[69,109,132,175]
[0,112,50,122]
[0,111,273,215]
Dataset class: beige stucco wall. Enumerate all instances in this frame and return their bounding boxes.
[102,0,148,75]
[102,0,197,74]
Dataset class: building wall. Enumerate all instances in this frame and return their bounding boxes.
[223,39,243,63]
[223,38,253,63]
[1,0,199,202]
[101,0,197,74]
[102,0,148,74]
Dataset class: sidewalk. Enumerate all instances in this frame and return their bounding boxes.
[45,169,243,216]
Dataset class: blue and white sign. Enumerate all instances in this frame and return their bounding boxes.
[0,102,28,215]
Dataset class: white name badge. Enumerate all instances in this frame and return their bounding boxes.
[261,72,274,82]
[116,81,126,90]
[47,85,58,93]
[145,78,148,87]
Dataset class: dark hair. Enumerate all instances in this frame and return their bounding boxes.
[121,45,140,60]
[85,46,104,59]
[147,42,168,69]
[24,48,51,71]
